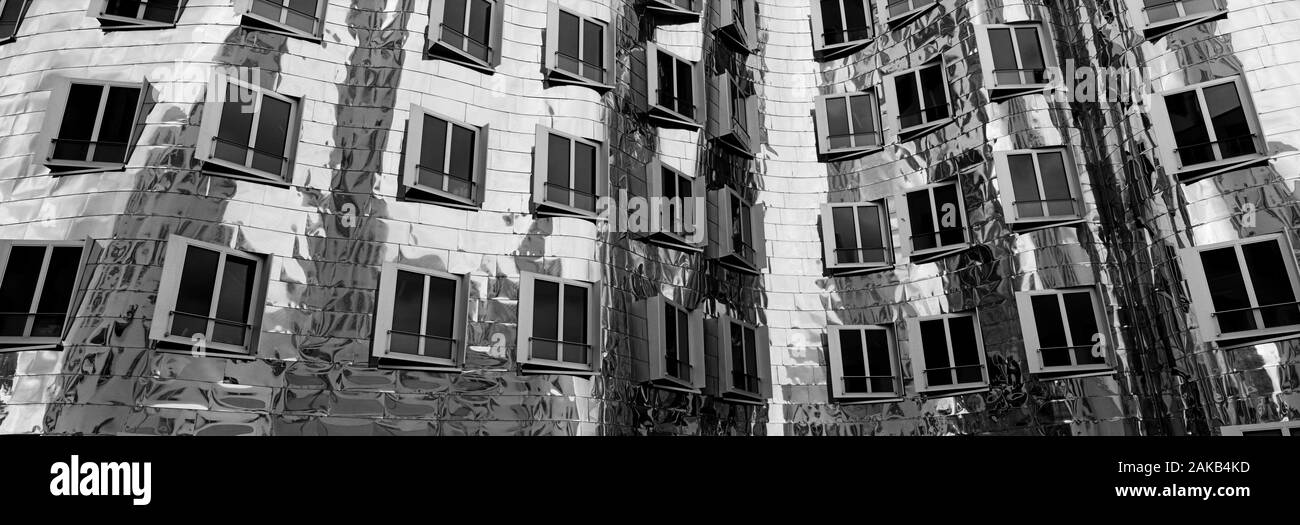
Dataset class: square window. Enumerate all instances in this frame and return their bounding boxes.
[517,272,598,374]
[642,0,702,23]
[427,0,504,73]
[709,186,765,274]
[820,201,892,274]
[372,263,467,371]
[637,295,705,391]
[643,159,707,251]
[196,76,301,185]
[884,61,951,140]
[89,0,185,28]
[828,324,901,400]
[708,72,758,157]
[1220,421,1300,436]
[975,23,1054,101]
[1152,77,1268,183]
[907,312,989,393]
[811,0,874,60]
[1015,287,1113,375]
[543,3,615,92]
[240,0,327,40]
[713,0,757,54]
[646,43,704,130]
[532,125,608,219]
[403,104,488,209]
[814,90,882,160]
[0,0,30,42]
[1181,234,1300,345]
[901,180,969,261]
[711,313,769,402]
[1140,0,1227,41]
[882,0,936,27]
[0,240,92,352]
[40,79,147,173]
[150,236,266,357]
[993,148,1085,230]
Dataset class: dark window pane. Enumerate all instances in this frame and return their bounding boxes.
[843,0,871,41]
[907,190,937,251]
[582,20,603,82]
[1031,294,1071,368]
[1203,83,1258,159]
[730,322,747,388]
[532,279,560,361]
[105,0,144,18]
[1014,27,1045,83]
[561,284,588,365]
[919,64,949,121]
[390,270,424,355]
[826,96,851,150]
[820,0,845,45]
[743,324,758,378]
[0,246,46,336]
[448,124,476,183]
[557,11,580,74]
[895,72,922,129]
[546,134,571,206]
[0,0,27,40]
[1037,152,1076,217]
[1201,247,1255,333]
[53,84,104,162]
[215,85,256,166]
[948,316,983,384]
[856,205,885,263]
[663,303,678,376]
[832,206,860,264]
[675,60,693,117]
[848,94,876,147]
[839,329,866,392]
[674,308,690,375]
[1242,240,1300,329]
[933,183,965,246]
[29,247,83,338]
[465,0,492,61]
[442,0,468,50]
[1007,153,1044,218]
[988,28,1021,85]
[1241,429,1286,436]
[212,255,256,346]
[919,319,952,386]
[1166,90,1213,166]
[424,276,458,359]
[252,95,292,176]
[92,86,140,164]
[143,0,181,23]
[573,141,597,212]
[661,168,677,199]
[172,246,220,339]
[863,329,893,392]
[284,0,319,33]
[419,115,448,178]
[656,51,674,108]
[1063,291,1105,366]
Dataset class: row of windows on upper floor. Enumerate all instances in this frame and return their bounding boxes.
[6,229,1299,402]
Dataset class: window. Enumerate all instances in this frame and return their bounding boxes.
[532,125,608,219]
[403,104,488,209]
[427,0,504,73]
[637,295,705,391]
[814,91,882,161]
[1220,421,1300,436]
[1152,77,1267,182]
[372,263,467,371]
[882,0,936,27]
[884,61,951,139]
[0,241,90,352]
[907,312,989,393]
[976,23,1053,100]
[713,0,757,53]
[543,3,615,92]
[642,0,702,23]
[811,0,873,59]
[994,148,1083,230]
[196,76,300,184]
[820,201,892,274]
[708,186,765,275]
[644,159,707,251]
[708,72,758,157]
[150,236,265,356]
[645,43,704,130]
[1141,0,1227,40]
[240,0,327,40]
[517,273,598,373]
[89,0,185,28]
[901,181,969,261]
[1181,234,1300,345]
[828,325,901,400]
[1015,288,1112,375]
[713,314,769,402]
[0,0,29,42]
[40,80,146,173]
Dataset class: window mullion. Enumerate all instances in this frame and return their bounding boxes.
[22,246,55,337]
[556,282,567,348]
[850,205,865,261]
[418,275,431,356]
[1235,246,1266,330]
[207,253,229,341]
[441,121,454,192]
[244,89,265,168]
[859,329,871,391]
[462,0,473,51]
[1031,152,1050,217]
[928,188,941,244]
[1193,88,1223,161]
[1056,293,1078,367]
[943,318,957,385]
[85,88,112,162]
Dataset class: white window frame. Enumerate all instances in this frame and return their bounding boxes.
[881,0,937,27]
[708,186,765,275]
[196,75,301,185]
[899,180,970,261]
[811,0,875,59]
[0,0,31,43]
[1220,421,1300,436]
[709,72,758,157]
[883,60,952,139]
[814,90,883,160]
[38,78,148,173]
[907,312,990,393]
[1150,76,1268,183]
[532,124,609,220]
[403,104,489,209]
[517,272,600,374]
[1180,234,1300,345]
[993,148,1085,230]
[238,0,328,41]
[543,3,616,92]
[715,313,770,402]
[645,158,707,251]
[88,0,186,28]
[640,295,706,391]
[150,235,266,357]
[372,262,467,371]
[820,201,893,274]
[1015,287,1113,375]
[1139,0,1227,40]
[427,0,505,73]
[828,324,902,401]
[644,0,703,21]
[0,240,93,352]
[646,42,705,130]
[975,23,1056,98]
[713,0,758,53]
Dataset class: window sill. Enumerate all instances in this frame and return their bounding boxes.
[544,70,615,94]
[1211,326,1300,350]
[721,390,766,405]
[917,383,989,397]
[403,184,480,210]
[886,4,939,29]
[240,14,323,44]
[910,243,970,264]
[46,161,128,176]
[0,340,63,353]
[425,41,496,75]
[639,232,706,253]
[375,356,461,373]
[95,15,177,30]
[825,263,893,277]
[153,339,259,360]
[820,144,884,163]
[650,377,702,394]
[1174,154,1272,184]
[814,38,875,62]
[710,131,755,158]
[988,84,1053,103]
[647,106,702,131]
[1032,366,1115,381]
[714,25,754,55]
[201,159,292,189]
[896,118,952,142]
[1007,217,1085,234]
[1143,10,1229,42]
[534,201,605,222]
[519,362,598,376]
[643,1,702,23]
[715,254,763,275]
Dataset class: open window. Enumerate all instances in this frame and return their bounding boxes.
[644,158,707,252]
[641,0,702,24]
[372,263,467,371]
[239,0,327,40]
[814,91,882,161]
[402,104,488,209]
[39,79,147,174]
[150,235,266,357]
[884,60,951,141]
[828,324,902,401]
[900,180,969,263]
[713,0,757,54]
[708,186,765,275]
[1180,234,1300,347]
[645,43,704,130]
[543,3,615,92]
[907,312,989,394]
[532,125,608,220]
[0,0,30,43]
[196,75,301,185]
[1015,287,1113,377]
[710,313,770,403]
[517,272,599,374]
[1220,421,1300,436]
[636,295,706,392]
[427,0,504,74]
[1140,0,1227,41]
[882,0,937,28]
[811,0,874,60]
[89,0,185,29]
[994,148,1084,231]
[820,201,893,275]
[708,72,759,157]
[975,23,1054,101]
[0,240,94,353]
[1151,76,1269,183]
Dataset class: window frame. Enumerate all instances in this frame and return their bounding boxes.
[814,90,884,161]
[1220,421,1300,436]
[820,200,894,275]
[645,158,707,252]
[371,262,468,371]
[883,60,953,140]
[646,42,705,130]
[0,0,31,44]
[427,0,505,74]
[238,0,328,41]
[1139,0,1228,41]
[827,324,902,401]
[517,272,600,374]
[906,311,990,394]
[643,0,703,22]
[713,0,758,54]
[87,0,186,29]
[195,75,302,186]
[899,180,970,262]
[881,0,937,28]
[531,124,609,220]
[714,313,770,402]
[149,235,267,358]
[38,78,148,174]
[993,147,1085,231]
[708,186,765,275]
[974,22,1056,100]
[1150,76,1269,183]
[402,104,489,209]
[1180,233,1300,345]
[709,71,758,157]
[0,240,93,353]
[640,295,706,391]
[543,2,616,92]
[1015,287,1114,375]
[810,0,875,60]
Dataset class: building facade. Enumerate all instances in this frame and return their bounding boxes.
[0,0,1296,436]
